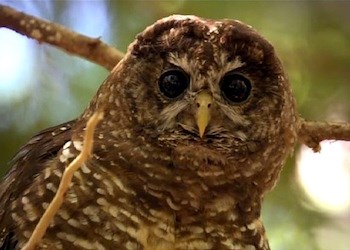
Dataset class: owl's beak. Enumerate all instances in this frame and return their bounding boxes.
[195,91,213,138]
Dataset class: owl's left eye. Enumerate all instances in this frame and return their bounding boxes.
[158,69,189,99]
[220,72,252,103]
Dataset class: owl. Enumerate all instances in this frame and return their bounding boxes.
[0,15,298,249]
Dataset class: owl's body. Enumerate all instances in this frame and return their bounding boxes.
[0,16,298,249]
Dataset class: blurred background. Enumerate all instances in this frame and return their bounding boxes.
[1,1,349,249]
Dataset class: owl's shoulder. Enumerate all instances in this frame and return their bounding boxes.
[0,120,75,248]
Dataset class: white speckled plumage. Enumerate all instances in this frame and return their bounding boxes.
[0,15,298,249]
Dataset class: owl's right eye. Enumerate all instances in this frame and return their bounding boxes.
[158,69,189,99]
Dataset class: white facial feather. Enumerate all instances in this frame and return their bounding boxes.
[158,100,188,131]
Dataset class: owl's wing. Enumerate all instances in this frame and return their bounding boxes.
[0,120,76,249]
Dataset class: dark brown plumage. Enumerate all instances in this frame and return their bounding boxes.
[0,15,298,249]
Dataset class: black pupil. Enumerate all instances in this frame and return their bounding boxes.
[159,70,188,98]
[220,73,251,102]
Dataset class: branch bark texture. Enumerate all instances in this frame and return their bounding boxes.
[298,120,350,152]
[0,4,124,71]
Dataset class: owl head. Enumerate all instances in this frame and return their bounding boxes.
[89,15,298,179]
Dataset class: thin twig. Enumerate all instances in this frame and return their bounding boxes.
[0,4,124,71]
[22,112,104,250]
[298,120,350,152]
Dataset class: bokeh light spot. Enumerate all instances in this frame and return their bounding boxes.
[297,141,350,214]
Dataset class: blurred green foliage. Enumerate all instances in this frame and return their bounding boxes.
[0,1,349,249]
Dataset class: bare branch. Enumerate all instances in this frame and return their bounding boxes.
[0,4,124,71]
[22,112,104,250]
[298,120,350,152]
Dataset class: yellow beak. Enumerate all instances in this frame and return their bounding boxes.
[195,91,213,138]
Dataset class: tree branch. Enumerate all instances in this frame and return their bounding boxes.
[298,120,350,152]
[0,4,124,71]
[1,3,350,152]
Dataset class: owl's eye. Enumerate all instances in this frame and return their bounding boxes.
[220,73,252,103]
[158,69,189,99]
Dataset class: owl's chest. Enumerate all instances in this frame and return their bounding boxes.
[55,183,244,250]
[54,163,262,249]
[12,151,265,249]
